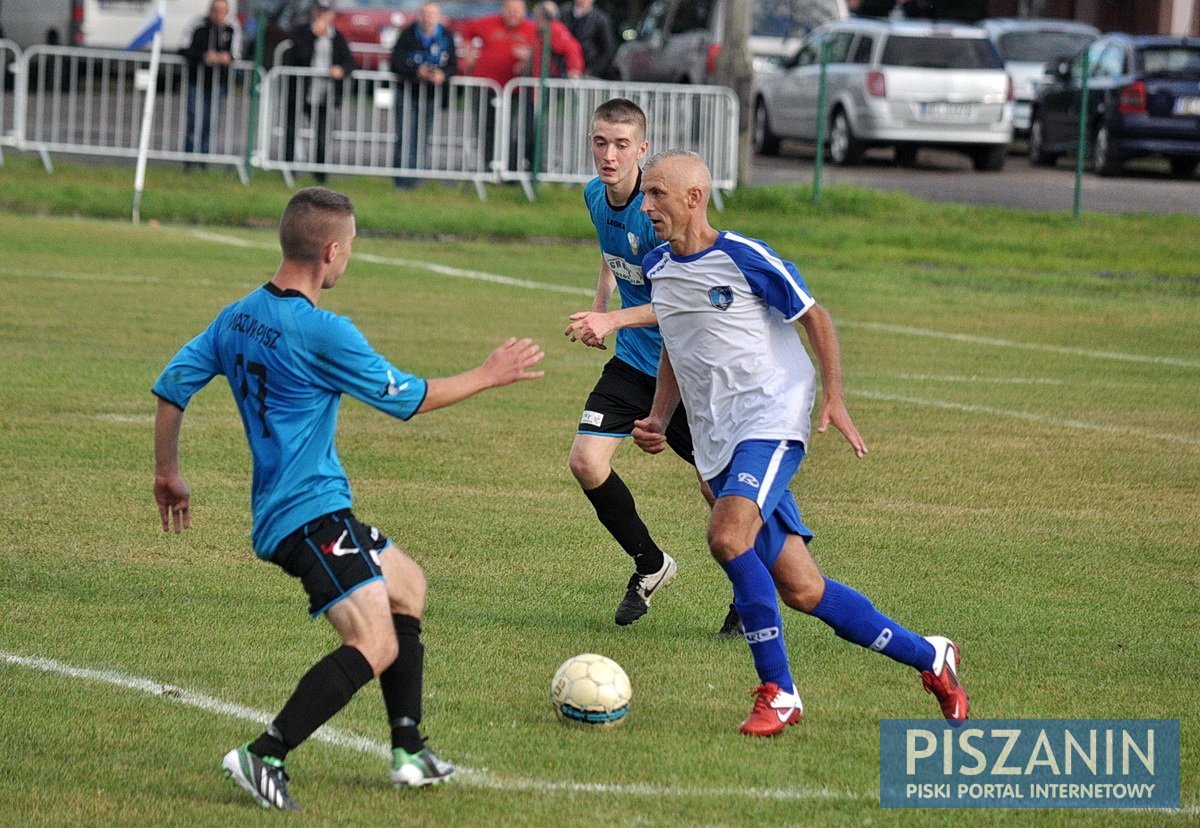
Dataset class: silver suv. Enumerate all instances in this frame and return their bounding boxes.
[753,18,1014,170]
[614,0,848,84]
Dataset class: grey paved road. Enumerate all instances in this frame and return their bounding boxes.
[750,141,1200,216]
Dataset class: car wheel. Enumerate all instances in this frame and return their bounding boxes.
[1168,156,1199,179]
[829,110,863,166]
[1091,125,1122,177]
[753,99,780,157]
[894,145,918,167]
[971,145,1006,172]
[1027,118,1058,167]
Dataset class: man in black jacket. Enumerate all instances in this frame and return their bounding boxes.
[181,0,241,163]
[564,0,616,79]
[389,1,457,188]
[283,1,356,182]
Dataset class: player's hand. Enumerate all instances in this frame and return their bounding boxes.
[632,417,667,454]
[564,311,612,350]
[155,474,192,533]
[817,398,868,458]
[484,337,545,387]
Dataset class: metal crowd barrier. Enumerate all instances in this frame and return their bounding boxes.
[7,45,741,201]
[258,67,500,197]
[13,45,260,181]
[499,77,740,205]
[0,40,19,163]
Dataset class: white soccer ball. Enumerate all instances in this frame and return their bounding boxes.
[550,653,632,727]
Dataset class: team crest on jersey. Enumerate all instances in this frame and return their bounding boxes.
[627,232,639,256]
[708,286,734,310]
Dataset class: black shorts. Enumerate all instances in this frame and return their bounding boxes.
[577,357,696,466]
[271,510,390,618]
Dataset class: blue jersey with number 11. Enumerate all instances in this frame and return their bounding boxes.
[584,175,663,377]
[152,283,428,558]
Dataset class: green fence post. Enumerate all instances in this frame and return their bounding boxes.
[243,11,266,181]
[1072,49,1090,220]
[531,20,551,196]
[812,40,829,205]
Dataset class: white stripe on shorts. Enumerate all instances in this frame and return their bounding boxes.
[757,440,790,510]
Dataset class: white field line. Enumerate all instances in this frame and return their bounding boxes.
[188,230,593,297]
[181,230,1200,447]
[0,650,860,804]
[856,390,1200,447]
[842,321,1200,369]
[188,230,1195,368]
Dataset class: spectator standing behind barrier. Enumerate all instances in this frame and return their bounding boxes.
[461,0,535,172]
[181,0,241,167]
[461,0,580,172]
[283,2,355,183]
[390,2,457,189]
[563,0,616,79]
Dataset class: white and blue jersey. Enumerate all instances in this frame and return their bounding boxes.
[583,174,663,377]
[152,283,428,559]
[644,231,817,480]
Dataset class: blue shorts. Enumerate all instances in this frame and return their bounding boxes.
[708,439,813,569]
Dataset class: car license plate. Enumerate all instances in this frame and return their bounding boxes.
[919,102,975,120]
[1173,96,1200,116]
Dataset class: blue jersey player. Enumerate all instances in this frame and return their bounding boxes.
[152,188,544,808]
[633,152,968,737]
[563,98,740,635]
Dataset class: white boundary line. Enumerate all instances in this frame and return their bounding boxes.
[187,230,1196,368]
[0,650,860,804]
[854,390,1200,447]
[184,229,1200,448]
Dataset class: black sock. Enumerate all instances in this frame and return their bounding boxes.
[380,614,425,753]
[250,644,374,761]
[583,470,664,575]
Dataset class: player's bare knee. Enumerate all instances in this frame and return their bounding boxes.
[707,524,745,563]
[568,451,605,489]
[370,635,400,675]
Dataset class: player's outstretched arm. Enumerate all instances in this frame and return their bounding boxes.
[416,337,545,414]
[632,347,680,455]
[797,304,868,458]
[153,397,193,533]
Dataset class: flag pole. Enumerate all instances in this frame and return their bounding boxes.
[132,1,166,224]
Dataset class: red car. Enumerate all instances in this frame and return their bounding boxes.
[334,0,503,70]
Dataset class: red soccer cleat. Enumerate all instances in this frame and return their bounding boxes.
[739,682,803,737]
[921,636,969,726]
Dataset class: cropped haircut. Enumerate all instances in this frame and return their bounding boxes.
[591,98,647,142]
[278,188,355,263]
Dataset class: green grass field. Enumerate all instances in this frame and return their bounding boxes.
[0,196,1196,827]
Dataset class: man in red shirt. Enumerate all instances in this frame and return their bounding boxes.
[462,0,582,171]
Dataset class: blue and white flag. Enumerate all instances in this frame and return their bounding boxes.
[125,1,166,50]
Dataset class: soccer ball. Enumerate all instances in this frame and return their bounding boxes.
[550,653,632,727]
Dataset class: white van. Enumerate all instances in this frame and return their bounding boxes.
[0,0,230,51]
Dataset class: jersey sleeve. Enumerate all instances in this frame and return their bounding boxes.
[152,321,222,409]
[724,234,815,321]
[304,314,428,420]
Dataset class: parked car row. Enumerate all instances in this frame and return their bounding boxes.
[748,15,1200,179]
[752,18,1014,172]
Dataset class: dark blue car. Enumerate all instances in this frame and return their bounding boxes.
[1027,33,1200,178]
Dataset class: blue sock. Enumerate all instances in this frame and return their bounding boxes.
[721,549,794,694]
[810,578,936,671]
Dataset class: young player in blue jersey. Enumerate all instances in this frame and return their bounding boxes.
[632,151,968,737]
[152,188,544,809]
[563,99,740,635]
